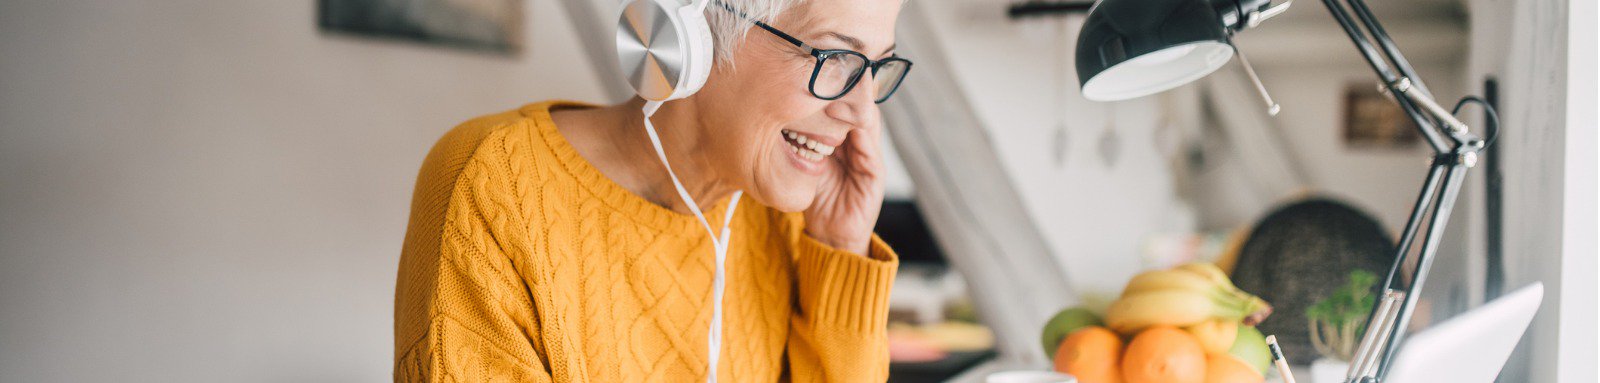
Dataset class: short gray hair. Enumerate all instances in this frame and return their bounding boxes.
[703,0,803,66]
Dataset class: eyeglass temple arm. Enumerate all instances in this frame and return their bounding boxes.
[709,0,811,50]
[753,22,809,50]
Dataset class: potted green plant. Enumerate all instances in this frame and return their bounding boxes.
[1305,269,1379,382]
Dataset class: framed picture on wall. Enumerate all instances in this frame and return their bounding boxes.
[1342,82,1421,148]
[318,0,524,55]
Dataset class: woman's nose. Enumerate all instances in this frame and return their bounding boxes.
[825,74,880,126]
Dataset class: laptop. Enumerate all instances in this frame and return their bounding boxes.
[1384,282,1544,383]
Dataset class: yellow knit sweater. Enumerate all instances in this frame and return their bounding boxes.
[394,101,899,382]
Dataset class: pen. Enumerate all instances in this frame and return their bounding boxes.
[1266,335,1298,383]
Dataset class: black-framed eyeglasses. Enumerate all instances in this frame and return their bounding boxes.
[715,3,912,103]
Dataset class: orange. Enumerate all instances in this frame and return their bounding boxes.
[1184,319,1239,354]
[1121,326,1206,383]
[1054,326,1124,383]
[1205,353,1265,383]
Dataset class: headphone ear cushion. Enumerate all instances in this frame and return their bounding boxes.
[672,7,715,99]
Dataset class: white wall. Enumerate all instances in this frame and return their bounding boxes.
[1463,0,1597,381]
[0,1,606,381]
[1189,64,1465,229]
[1557,4,1597,382]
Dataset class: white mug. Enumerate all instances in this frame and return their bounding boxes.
[985,371,1076,383]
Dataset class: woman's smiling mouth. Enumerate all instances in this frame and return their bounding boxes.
[782,129,837,161]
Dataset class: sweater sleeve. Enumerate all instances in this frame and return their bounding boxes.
[786,226,899,383]
[396,144,554,383]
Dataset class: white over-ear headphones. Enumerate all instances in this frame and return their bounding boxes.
[615,0,716,101]
[615,2,743,382]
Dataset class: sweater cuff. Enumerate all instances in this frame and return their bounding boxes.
[794,234,899,333]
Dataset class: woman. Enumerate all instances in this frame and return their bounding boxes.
[393,0,912,381]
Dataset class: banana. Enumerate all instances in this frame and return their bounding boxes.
[1105,289,1245,334]
[1174,262,1275,325]
[1105,263,1275,335]
[1174,262,1232,285]
[1120,269,1229,298]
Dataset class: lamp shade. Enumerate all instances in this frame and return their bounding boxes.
[1075,0,1236,101]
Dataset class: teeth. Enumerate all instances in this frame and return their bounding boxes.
[812,141,835,155]
[781,129,836,161]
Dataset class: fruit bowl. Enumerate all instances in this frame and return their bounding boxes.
[1041,262,1276,383]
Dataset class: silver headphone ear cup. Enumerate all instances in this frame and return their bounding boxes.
[615,0,692,101]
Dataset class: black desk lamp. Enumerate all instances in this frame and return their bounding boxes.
[1072,0,1502,381]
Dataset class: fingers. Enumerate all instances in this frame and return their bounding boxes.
[844,126,883,179]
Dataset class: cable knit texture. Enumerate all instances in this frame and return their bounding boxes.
[395,101,898,382]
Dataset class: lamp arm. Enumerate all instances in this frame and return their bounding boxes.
[1394,78,1482,146]
[1366,157,1474,383]
[1312,1,1495,382]
[1340,0,1438,101]
[1317,0,1456,152]
[1350,0,1485,148]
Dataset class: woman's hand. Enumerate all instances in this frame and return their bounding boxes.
[803,123,886,256]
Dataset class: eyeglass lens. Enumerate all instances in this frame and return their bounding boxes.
[813,53,867,99]
[812,53,909,102]
[871,60,909,103]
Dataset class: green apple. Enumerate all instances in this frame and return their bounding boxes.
[1230,324,1273,374]
[1040,307,1102,358]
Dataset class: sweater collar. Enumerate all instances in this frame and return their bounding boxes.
[521,100,740,234]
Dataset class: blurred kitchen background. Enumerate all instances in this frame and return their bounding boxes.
[0,0,1593,382]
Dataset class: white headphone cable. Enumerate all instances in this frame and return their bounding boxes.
[641,100,741,383]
